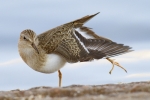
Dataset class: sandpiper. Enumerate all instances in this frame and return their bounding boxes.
[18,12,132,87]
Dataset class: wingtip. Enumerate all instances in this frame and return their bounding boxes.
[90,12,100,18]
[95,12,100,15]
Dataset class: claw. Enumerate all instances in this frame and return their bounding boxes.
[106,58,127,74]
[109,63,114,74]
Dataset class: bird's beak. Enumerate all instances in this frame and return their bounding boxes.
[31,43,39,54]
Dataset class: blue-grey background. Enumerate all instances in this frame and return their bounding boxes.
[0,0,150,90]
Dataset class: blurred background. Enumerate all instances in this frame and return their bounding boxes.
[0,0,150,90]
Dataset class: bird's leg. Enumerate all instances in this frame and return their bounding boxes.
[58,70,62,87]
[106,58,127,74]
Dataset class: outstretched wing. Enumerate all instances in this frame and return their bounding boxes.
[49,29,132,63]
[37,12,132,63]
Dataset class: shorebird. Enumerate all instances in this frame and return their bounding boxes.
[18,12,132,87]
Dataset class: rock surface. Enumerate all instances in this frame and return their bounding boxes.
[0,81,150,100]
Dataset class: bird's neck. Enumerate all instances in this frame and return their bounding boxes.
[19,46,46,71]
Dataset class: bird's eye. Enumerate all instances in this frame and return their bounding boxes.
[23,37,27,40]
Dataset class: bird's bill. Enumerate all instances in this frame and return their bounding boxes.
[31,43,39,54]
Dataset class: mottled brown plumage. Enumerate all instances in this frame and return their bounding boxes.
[18,12,132,87]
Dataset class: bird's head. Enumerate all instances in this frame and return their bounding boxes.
[18,29,39,54]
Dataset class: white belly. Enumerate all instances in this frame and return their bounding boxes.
[39,53,66,73]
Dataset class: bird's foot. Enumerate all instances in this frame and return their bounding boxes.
[106,58,127,74]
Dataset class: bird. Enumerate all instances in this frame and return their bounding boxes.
[18,12,132,87]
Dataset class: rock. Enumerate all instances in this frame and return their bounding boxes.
[0,81,150,100]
